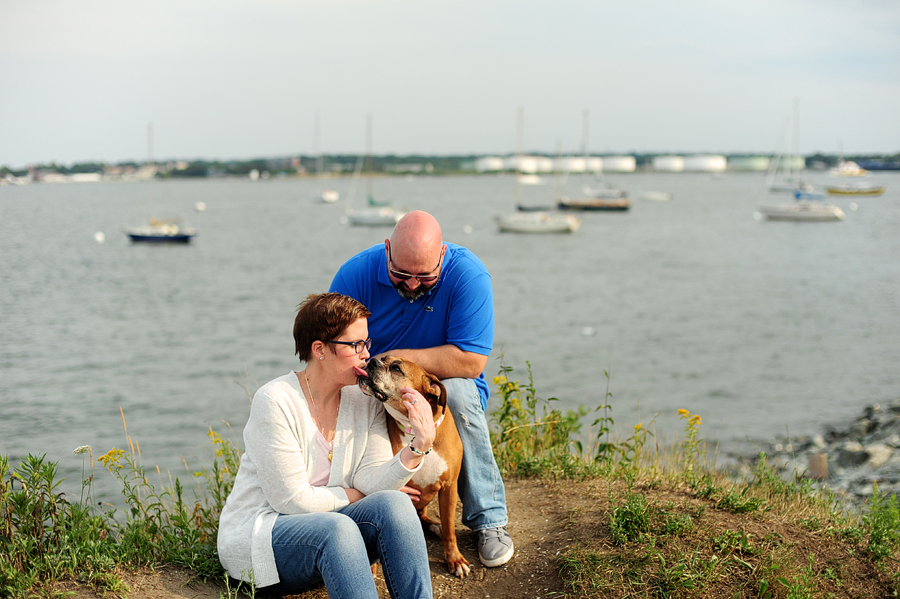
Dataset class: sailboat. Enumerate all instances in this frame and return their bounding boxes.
[496,108,580,233]
[559,110,630,211]
[767,99,814,194]
[344,114,404,226]
[311,111,339,203]
[757,100,843,221]
[124,124,199,243]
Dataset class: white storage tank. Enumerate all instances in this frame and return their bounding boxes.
[504,156,540,173]
[653,155,684,172]
[727,156,770,172]
[683,155,727,172]
[778,156,806,172]
[585,157,603,172]
[555,157,587,173]
[602,156,636,172]
[535,157,555,173]
[475,157,505,172]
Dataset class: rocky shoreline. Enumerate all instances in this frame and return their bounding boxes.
[730,398,900,509]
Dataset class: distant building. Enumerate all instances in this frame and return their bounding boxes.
[727,156,770,171]
[602,156,636,173]
[683,155,727,172]
[653,156,684,172]
[475,157,505,172]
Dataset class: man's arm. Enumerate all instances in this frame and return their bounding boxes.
[376,344,488,380]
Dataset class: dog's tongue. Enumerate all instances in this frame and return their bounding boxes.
[353,366,368,378]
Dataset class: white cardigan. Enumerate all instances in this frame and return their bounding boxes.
[217,371,419,587]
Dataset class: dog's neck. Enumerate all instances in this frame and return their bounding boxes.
[384,404,445,437]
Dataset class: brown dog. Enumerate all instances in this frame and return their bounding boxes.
[358,356,471,578]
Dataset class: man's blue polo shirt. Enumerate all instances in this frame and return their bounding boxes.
[330,242,494,409]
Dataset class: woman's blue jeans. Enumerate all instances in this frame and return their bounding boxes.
[441,378,509,531]
[266,490,432,599]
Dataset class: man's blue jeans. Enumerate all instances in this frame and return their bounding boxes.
[441,377,509,531]
[267,490,432,599]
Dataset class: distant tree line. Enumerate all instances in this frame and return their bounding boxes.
[3,152,899,179]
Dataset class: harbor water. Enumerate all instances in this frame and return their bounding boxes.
[1,171,898,502]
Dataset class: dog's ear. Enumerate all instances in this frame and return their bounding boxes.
[424,373,448,409]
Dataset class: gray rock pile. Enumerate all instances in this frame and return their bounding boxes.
[732,399,900,507]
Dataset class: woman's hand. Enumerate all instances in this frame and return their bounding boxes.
[344,488,365,504]
[400,485,422,502]
[402,386,436,452]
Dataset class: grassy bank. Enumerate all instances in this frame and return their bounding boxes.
[3,363,900,598]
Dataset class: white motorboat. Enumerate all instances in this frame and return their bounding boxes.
[313,189,340,203]
[345,206,405,226]
[495,211,581,233]
[757,202,845,222]
[636,191,673,202]
[582,183,628,199]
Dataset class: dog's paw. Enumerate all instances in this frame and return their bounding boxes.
[448,559,471,578]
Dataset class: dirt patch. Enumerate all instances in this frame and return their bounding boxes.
[52,476,895,598]
[55,477,573,599]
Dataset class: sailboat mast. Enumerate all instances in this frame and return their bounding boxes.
[366,113,373,203]
[791,97,800,180]
[515,106,524,208]
[315,110,323,177]
[147,123,154,165]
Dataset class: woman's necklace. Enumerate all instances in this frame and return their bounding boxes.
[304,370,333,462]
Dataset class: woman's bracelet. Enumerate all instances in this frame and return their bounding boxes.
[408,437,433,456]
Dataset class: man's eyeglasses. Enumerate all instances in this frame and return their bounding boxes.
[388,246,444,283]
[328,338,373,354]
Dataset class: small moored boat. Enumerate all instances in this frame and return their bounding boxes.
[826,183,886,196]
[124,218,197,243]
[495,211,581,233]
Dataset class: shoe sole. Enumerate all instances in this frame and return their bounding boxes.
[479,543,514,568]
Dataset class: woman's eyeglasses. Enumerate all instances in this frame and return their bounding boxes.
[388,246,444,283]
[328,338,373,354]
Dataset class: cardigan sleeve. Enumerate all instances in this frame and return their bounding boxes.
[347,390,420,495]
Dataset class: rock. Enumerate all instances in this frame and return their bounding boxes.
[865,443,894,468]
[838,441,869,467]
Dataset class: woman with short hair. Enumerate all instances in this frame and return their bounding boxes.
[218,292,435,598]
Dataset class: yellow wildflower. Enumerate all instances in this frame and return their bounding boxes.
[97,448,125,472]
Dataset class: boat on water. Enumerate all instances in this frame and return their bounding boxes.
[495,108,580,234]
[636,191,673,202]
[767,99,814,194]
[758,191,844,222]
[557,196,631,211]
[757,202,845,222]
[124,218,198,242]
[826,182,886,196]
[343,115,405,226]
[582,183,628,199]
[346,205,405,226]
[313,188,339,203]
[495,211,581,233]
[829,160,868,177]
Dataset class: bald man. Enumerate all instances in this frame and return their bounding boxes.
[330,210,513,568]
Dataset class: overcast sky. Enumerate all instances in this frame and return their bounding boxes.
[2,0,898,168]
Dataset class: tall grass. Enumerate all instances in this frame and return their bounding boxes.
[0,411,241,598]
[3,361,900,598]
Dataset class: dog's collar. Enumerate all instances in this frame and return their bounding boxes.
[385,404,445,434]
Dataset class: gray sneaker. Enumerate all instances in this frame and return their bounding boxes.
[477,526,514,567]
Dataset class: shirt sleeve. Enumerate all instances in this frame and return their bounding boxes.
[446,259,494,356]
